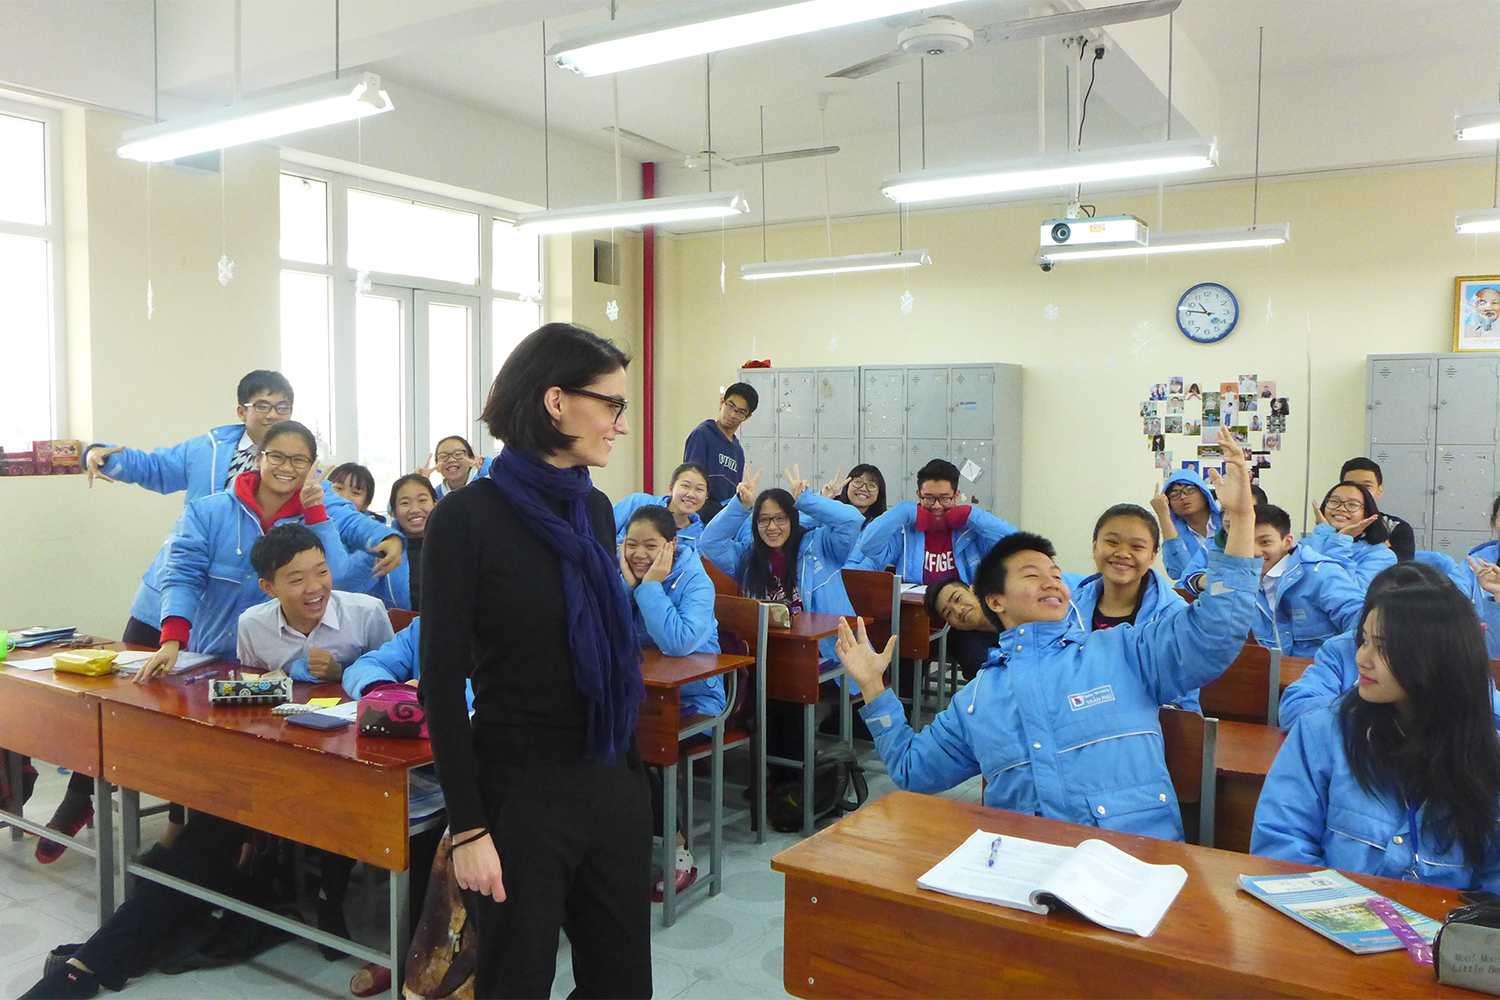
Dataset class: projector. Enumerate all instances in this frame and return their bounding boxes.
[1041,215,1148,247]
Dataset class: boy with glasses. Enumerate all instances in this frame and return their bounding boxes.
[1150,469,1223,584]
[683,382,759,523]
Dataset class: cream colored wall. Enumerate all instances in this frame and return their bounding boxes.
[656,165,1500,573]
[1,110,280,635]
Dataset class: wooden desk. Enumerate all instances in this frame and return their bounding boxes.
[638,649,753,926]
[773,790,1471,999]
[765,612,849,835]
[897,592,937,661]
[1279,655,1313,692]
[1214,720,1287,854]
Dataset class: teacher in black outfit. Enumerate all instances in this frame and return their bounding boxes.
[419,323,651,998]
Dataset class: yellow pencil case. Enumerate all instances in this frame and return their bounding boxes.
[52,649,119,676]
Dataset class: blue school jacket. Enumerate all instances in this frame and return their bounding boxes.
[1160,470,1222,583]
[1448,542,1500,659]
[845,501,1018,584]
[1298,523,1397,587]
[158,488,352,660]
[860,549,1259,842]
[631,545,724,718]
[1252,706,1500,891]
[432,457,493,499]
[92,423,246,500]
[342,546,412,611]
[342,618,475,710]
[613,493,705,548]
[1070,569,1199,712]
[682,420,744,517]
[1254,545,1365,657]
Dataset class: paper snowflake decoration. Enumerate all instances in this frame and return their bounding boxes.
[146,281,154,320]
[522,281,544,304]
[1130,319,1163,363]
[1044,303,1059,321]
[356,269,372,294]
[217,254,235,287]
[900,290,914,316]
[1265,296,1274,321]
[720,261,726,294]
[605,299,619,322]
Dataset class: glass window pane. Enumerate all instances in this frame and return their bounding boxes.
[492,221,539,295]
[491,298,540,383]
[0,113,46,226]
[0,234,53,444]
[279,271,332,451]
[356,293,406,502]
[280,174,328,265]
[348,190,478,285]
[427,302,471,453]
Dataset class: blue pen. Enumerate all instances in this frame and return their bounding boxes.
[987,836,1003,867]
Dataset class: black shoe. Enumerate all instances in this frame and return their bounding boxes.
[135,842,170,870]
[316,892,351,961]
[42,945,82,980]
[19,964,100,999]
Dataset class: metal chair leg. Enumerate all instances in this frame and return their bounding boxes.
[802,704,815,835]
[662,762,679,927]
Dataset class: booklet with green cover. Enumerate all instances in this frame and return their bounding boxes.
[1238,869,1441,954]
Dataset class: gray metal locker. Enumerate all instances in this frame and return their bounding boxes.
[1436,356,1500,446]
[905,368,951,440]
[1367,357,1436,445]
[777,437,818,485]
[950,366,997,439]
[862,369,906,438]
[1434,446,1496,531]
[740,436,777,483]
[815,438,858,489]
[951,439,997,510]
[736,369,777,438]
[1432,529,1491,560]
[906,439,950,494]
[777,369,817,440]
[815,369,859,440]
[862,439,905,495]
[1368,443,1432,548]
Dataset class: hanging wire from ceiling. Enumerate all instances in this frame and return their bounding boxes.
[705,54,714,192]
[896,81,904,251]
[335,0,340,76]
[1492,48,1499,209]
[1159,11,1174,230]
[1072,42,1103,206]
[1253,26,1264,225]
[920,59,926,169]
[541,21,550,210]
[759,105,767,262]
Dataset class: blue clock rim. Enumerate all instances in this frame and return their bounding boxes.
[1176,282,1238,344]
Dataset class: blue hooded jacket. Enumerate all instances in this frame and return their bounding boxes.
[342,618,475,710]
[1254,544,1366,657]
[1298,523,1397,587]
[1070,569,1199,712]
[630,545,724,718]
[1450,541,1500,659]
[859,548,1259,841]
[613,493,704,548]
[845,500,1018,584]
[1252,705,1500,891]
[1159,470,1222,582]
[91,423,246,500]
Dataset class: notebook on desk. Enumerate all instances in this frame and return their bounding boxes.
[1238,870,1441,954]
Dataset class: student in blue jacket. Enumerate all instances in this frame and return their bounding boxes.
[421,435,493,499]
[619,504,724,899]
[845,459,1017,585]
[683,382,758,522]
[835,429,1259,842]
[1251,504,1366,657]
[1150,468,1222,583]
[1298,481,1397,586]
[612,462,711,548]
[1251,563,1500,892]
[341,474,437,612]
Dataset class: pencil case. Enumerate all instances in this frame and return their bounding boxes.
[209,678,292,706]
[1436,901,1500,995]
[358,686,427,739]
[51,649,119,676]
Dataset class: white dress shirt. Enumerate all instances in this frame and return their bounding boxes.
[236,590,394,682]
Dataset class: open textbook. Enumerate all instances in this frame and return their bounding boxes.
[917,830,1187,937]
[1238,870,1441,954]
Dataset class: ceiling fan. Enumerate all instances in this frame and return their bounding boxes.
[605,125,838,170]
[826,0,1181,80]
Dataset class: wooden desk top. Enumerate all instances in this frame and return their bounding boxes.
[773,790,1472,999]
[0,639,139,698]
[640,649,753,688]
[768,612,847,641]
[899,590,925,605]
[1216,719,1286,777]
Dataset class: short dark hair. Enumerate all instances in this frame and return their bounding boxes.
[1340,456,1382,485]
[723,382,759,413]
[625,503,678,541]
[481,323,629,455]
[972,531,1057,628]
[238,370,294,405]
[327,462,375,499]
[1492,493,1500,526]
[916,459,961,492]
[250,524,325,580]
[1092,503,1160,551]
[923,577,967,622]
[1250,484,1269,508]
[388,473,438,512]
[669,462,709,487]
[435,435,475,458]
[261,420,317,461]
[1255,504,1292,537]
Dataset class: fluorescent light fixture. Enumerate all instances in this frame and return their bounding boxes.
[550,0,932,77]
[118,73,392,162]
[881,137,1218,204]
[1455,104,1500,141]
[1037,223,1289,263]
[1457,208,1500,234]
[740,249,932,280]
[515,191,750,234]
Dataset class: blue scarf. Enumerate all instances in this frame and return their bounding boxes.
[488,447,643,763]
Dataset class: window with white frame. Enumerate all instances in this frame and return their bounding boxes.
[279,169,542,505]
[0,100,63,449]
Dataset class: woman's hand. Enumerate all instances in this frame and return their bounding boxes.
[784,463,810,499]
[1338,514,1378,539]
[642,540,675,585]
[87,445,124,487]
[736,469,763,510]
[416,453,437,478]
[618,543,638,589]
[451,831,506,902]
[134,641,180,684]
[820,468,848,498]
[1470,555,1500,598]
[834,617,894,701]
[300,466,325,510]
[1312,503,1327,527]
[370,536,404,579]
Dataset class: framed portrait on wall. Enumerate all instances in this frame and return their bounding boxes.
[1454,275,1500,351]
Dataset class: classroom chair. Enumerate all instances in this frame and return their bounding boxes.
[387,608,418,633]
[703,559,738,597]
[1199,639,1280,727]
[840,569,900,732]
[1174,587,1198,604]
[1158,705,1220,847]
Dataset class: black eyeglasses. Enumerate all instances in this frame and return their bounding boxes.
[563,387,628,422]
[248,400,294,416]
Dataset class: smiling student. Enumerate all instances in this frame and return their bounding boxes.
[1151,469,1222,583]
[682,383,758,522]
[422,435,492,499]
[326,462,384,522]
[1252,563,1500,891]
[830,463,888,527]
[613,462,711,548]
[1251,504,1367,657]
[1299,481,1397,586]
[1339,457,1415,561]
[835,428,1259,841]
[344,474,437,612]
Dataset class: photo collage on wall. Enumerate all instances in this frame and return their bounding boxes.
[1142,375,1288,480]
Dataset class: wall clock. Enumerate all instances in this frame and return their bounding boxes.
[1177,282,1239,344]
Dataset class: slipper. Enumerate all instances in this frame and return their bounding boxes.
[349,962,392,998]
[36,800,93,865]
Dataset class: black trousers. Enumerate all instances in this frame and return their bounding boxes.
[468,755,653,999]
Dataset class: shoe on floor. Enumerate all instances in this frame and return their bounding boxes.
[35,797,93,865]
[42,945,82,980]
[316,891,351,961]
[651,848,699,902]
[349,962,392,997]
[135,842,170,870]
[18,963,99,999]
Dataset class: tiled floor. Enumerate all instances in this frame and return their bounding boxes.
[1,735,982,998]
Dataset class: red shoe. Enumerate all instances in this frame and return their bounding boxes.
[349,962,391,998]
[651,849,699,902]
[35,801,93,865]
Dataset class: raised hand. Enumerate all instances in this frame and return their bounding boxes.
[834,616,895,700]
[469,454,485,470]
[370,536,404,579]
[736,468,764,510]
[1149,483,1170,518]
[820,468,848,498]
[1204,425,1252,517]
[1338,514,1378,539]
[1470,555,1500,597]
[87,445,125,487]
[416,453,437,478]
[784,463,810,499]
[300,465,325,510]
[618,543,638,589]
[1312,503,1327,526]
[642,539,676,585]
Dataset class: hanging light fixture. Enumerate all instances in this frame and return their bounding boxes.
[1456,104,1500,141]
[515,191,750,233]
[741,249,931,279]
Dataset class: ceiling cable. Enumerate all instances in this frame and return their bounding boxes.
[541,21,550,210]
[706,54,714,192]
[896,81,904,250]
[1253,26,1264,225]
[759,105,767,262]
[334,0,340,76]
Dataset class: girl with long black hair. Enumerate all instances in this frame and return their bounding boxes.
[829,463,888,526]
[1252,562,1500,890]
[1300,480,1397,586]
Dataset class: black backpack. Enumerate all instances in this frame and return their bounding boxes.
[766,744,869,833]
